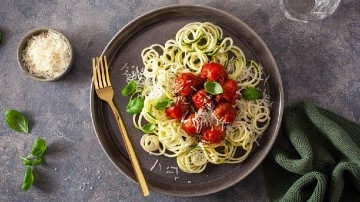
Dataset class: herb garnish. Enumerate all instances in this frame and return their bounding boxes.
[22,167,34,191]
[20,137,47,191]
[126,97,144,114]
[204,81,223,95]
[31,137,47,156]
[122,80,137,96]
[142,123,155,133]
[242,87,261,100]
[123,81,154,131]
[5,109,29,133]
[154,98,173,110]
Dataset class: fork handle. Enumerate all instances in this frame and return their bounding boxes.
[108,100,150,196]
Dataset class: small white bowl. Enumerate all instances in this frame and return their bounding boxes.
[17,28,74,81]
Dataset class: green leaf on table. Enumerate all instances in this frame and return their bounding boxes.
[32,156,43,165]
[154,98,173,110]
[20,156,33,166]
[204,81,223,95]
[242,87,261,101]
[4,109,29,133]
[31,137,47,157]
[122,80,137,96]
[126,97,144,114]
[20,156,43,166]
[142,123,155,133]
[22,166,34,191]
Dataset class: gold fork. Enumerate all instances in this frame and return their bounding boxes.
[92,55,149,196]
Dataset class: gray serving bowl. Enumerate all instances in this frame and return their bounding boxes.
[90,5,284,197]
[17,28,74,81]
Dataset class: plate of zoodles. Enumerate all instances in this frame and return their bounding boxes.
[90,5,284,196]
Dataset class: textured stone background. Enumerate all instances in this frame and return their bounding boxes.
[0,0,359,201]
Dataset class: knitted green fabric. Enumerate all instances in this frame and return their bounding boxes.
[263,101,360,202]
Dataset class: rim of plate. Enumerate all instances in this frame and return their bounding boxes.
[90,4,284,197]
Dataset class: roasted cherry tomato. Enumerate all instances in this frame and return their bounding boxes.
[215,79,239,103]
[191,89,213,109]
[165,97,190,120]
[200,62,228,82]
[182,113,199,135]
[174,72,204,97]
[214,102,236,123]
[201,125,226,143]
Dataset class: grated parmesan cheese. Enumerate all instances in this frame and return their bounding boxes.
[22,31,71,79]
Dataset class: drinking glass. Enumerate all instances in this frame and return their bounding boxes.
[279,0,341,22]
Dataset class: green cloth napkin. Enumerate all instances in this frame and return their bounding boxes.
[263,101,360,202]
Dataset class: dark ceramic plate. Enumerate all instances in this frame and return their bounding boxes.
[90,5,284,197]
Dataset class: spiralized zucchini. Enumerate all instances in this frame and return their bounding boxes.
[130,22,271,173]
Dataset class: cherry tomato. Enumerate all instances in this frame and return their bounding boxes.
[214,102,236,123]
[181,113,199,135]
[201,125,226,143]
[200,62,228,82]
[165,97,190,120]
[191,89,213,109]
[215,79,239,103]
[174,73,204,97]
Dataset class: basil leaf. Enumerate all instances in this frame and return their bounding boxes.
[32,156,43,166]
[204,81,223,95]
[31,138,47,157]
[126,97,144,114]
[4,109,29,133]
[122,80,137,96]
[154,98,173,110]
[242,87,261,101]
[142,123,155,133]
[22,166,34,191]
[20,156,43,166]
[20,157,33,166]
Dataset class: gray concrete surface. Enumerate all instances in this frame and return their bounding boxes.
[0,0,359,201]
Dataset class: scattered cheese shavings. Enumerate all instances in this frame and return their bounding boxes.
[170,166,179,175]
[150,159,159,171]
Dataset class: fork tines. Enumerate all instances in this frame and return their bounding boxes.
[92,56,111,89]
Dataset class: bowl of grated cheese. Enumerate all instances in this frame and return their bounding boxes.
[17,28,73,81]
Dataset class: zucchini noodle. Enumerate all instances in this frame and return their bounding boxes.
[128,22,271,173]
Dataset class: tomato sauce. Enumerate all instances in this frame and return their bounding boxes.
[165,62,239,144]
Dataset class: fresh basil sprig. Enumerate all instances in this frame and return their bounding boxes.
[20,137,47,191]
[242,87,261,101]
[126,97,144,114]
[204,81,223,95]
[123,80,144,114]
[4,109,29,134]
[122,80,137,96]
[154,98,173,110]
